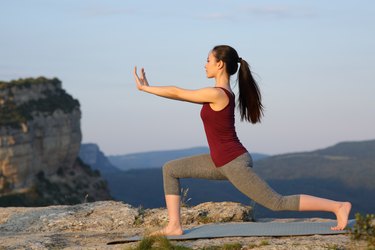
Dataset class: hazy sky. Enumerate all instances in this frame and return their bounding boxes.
[1,0,374,156]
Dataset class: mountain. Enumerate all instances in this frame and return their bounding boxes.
[254,139,375,189]
[108,147,269,171]
[79,143,121,174]
[101,139,375,220]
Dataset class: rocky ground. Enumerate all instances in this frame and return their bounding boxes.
[0,201,367,249]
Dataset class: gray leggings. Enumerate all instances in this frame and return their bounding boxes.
[163,152,300,211]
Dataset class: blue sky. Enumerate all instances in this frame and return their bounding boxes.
[1,0,374,156]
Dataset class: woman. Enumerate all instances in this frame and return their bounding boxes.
[133,45,351,235]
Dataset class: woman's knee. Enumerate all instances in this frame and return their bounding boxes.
[268,198,285,211]
[162,160,180,195]
[162,160,177,177]
[266,195,300,211]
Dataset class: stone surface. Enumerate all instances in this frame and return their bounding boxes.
[140,201,254,228]
[0,201,366,249]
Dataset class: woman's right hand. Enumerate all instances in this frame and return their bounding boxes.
[133,66,149,91]
[132,66,225,105]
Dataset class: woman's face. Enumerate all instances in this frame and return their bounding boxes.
[205,52,219,78]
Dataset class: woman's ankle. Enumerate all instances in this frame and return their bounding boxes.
[167,220,182,228]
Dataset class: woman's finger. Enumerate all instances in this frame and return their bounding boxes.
[141,68,149,86]
[139,68,144,81]
[133,66,143,90]
[133,66,139,80]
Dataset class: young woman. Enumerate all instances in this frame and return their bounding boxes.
[133,45,351,236]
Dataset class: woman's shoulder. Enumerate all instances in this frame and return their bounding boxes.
[215,87,235,98]
[197,87,227,97]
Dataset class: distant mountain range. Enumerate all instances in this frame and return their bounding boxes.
[79,139,375,220]
[254,140,375,189]
[107,147,269,170]
[79,143,120,174]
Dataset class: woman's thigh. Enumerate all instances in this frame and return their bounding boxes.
[163,154,227,180]
[218,153,280,203]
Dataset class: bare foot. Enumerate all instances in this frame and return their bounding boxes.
[331,202,352,230]
[149,224,184,236]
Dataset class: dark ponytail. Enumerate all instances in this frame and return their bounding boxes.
[212,45,264,123]
[238,59,264,123]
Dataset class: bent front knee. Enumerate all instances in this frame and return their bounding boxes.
[266,195,300,211]
[162,160,177,177]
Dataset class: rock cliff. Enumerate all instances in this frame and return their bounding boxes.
[0,77,111,205]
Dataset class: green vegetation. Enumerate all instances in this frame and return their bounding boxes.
[18,88,80,118]
[0,76,61,89]
[0,157,110,206]
[246,240,270,249]
[325,244,343,250]
[0,180,73,207]
[125,236,245,250]
[76,157,101,177]
[124,240,270,250]
[350,213,375,249]
[125,236,191,250]
[0,77,80,128]
[259,240,270,246]
[180,187,192,207]
[0,99,28,127]
[134,206,147,226]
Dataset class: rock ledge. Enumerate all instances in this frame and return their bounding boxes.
[0,201,364,249]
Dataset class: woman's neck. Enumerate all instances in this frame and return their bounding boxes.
[214,72,230,89]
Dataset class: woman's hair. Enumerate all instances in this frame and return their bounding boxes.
[212,45,264,123]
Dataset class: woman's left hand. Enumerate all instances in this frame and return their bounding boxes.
[133,66,149,91]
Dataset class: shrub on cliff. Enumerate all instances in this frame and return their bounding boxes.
[350,213,375,249]
[0,77,80,128]
[0,76,61,89]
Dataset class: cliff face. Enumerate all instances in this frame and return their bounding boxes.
[0,77,81,192]
[0,77,111,205]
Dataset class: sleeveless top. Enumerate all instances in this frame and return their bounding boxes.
[200,87,248,167]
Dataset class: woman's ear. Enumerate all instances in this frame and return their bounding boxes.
[217,60,225,70]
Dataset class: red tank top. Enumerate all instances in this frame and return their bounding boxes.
[200,87,247,167]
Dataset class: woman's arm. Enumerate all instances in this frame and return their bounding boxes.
[134,66,223,104]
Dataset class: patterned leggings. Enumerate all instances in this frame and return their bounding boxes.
[162,152,300,211]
